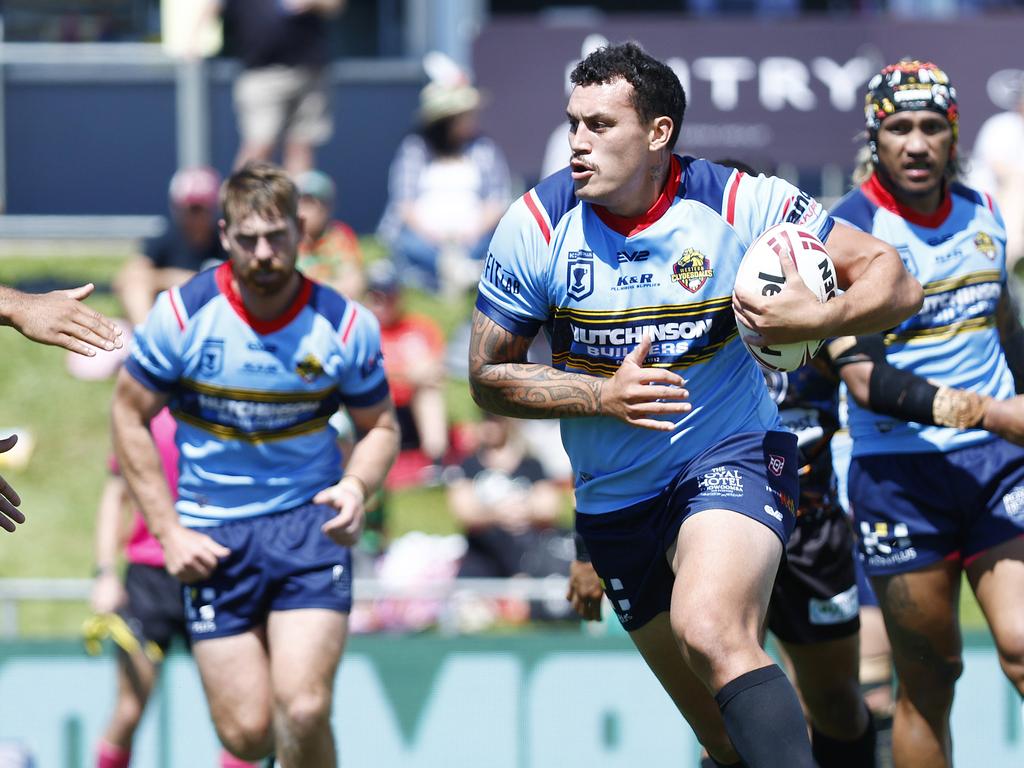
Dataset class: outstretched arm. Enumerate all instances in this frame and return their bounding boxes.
[0,283,124,356]
[468,309,691,431]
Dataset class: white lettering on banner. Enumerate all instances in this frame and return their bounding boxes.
[572,319,713,347]
[667,55,876,113]
[692,57,756,111]
[811,56,879,110]
[760,58,816,111]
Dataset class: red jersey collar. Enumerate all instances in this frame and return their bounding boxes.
[215,261,312,335]
[862,172,952,228]
[593,155,682,237]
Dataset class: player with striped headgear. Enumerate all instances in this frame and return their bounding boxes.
[832,59,1024,768]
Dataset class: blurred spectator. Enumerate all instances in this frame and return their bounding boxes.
[363,260,450,476]
[446,412,573,624]
[969,75,1024,272]
[191,0,345,174]
[295,169,366,299]
[377,52,512,296]
[114,167,226,327]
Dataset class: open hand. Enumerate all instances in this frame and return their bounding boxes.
[599,335,690,431]
[6,284,124,357]
[0,435,24,533]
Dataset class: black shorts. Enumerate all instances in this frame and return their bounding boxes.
[767,505,860,645]
[122,563,188,652]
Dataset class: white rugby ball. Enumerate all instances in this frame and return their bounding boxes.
[734,222,837,372]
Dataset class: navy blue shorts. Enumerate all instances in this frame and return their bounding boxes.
[575,430,798,632]
[182,503,353,641]
[123,563,188,652]
[851,437,1024,577]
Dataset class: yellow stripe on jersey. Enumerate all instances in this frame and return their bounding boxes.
[921,270,1001,296]
[551,295,733,321]
[181,378,337,403]
[885,315,995,344]
[171,410,333,443]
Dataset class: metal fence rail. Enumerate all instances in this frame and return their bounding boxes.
[0,576,573,637]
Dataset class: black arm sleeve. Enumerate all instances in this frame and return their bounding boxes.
[573,532,591,563]
[867,363,940,425]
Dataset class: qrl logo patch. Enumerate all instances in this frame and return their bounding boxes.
[671,248,714,293]
[768,454,786,476]
[566,250,595,301]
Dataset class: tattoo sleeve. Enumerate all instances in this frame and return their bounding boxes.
[997,289,1024,393]
[468,309,603,419]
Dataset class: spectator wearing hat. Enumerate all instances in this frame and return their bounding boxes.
[296,169,365,300]
[115,166,227,327]
[377,53,512,295]
[363,260,449,477]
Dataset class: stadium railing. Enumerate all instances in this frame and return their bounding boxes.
[0,576,573,637]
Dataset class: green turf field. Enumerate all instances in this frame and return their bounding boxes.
[0,251,990,637]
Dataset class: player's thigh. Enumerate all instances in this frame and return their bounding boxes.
[192,628,272,728]
[871,560,963,689]
[966,535,1024,673]
[629,612,733,756]
[671,508,783,632]
[267,608,348,704]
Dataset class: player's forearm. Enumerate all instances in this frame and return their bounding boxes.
[823,253,922,337]
[342,422,399,497]
[470,361,604,419]
[111,411,180,542]
[0,285,26,328]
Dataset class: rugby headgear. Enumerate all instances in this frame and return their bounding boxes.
[864,59,959,163]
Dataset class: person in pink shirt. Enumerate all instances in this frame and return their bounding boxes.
[91,407,255,768]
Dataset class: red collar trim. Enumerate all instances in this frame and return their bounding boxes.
[593,155,682,237]
[215,262,312,335]
[862,172,952,228]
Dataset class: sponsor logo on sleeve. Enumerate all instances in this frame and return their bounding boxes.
[483,253,521,295]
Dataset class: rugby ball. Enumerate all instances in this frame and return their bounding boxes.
[734,222,837,372]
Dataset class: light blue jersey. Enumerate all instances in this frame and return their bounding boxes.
[833,174,1012,456]
[476,156,834,513]
[126,263,390,526]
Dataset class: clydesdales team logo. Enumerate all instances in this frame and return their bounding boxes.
[975,231,996,260]
[767,454,786,477]
[566,249,595,301]
[671,248,714,293]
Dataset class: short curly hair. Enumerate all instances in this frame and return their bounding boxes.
[570,41,686,149]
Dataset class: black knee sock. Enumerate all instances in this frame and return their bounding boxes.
[812,709,877,768]
[715,665,814,768]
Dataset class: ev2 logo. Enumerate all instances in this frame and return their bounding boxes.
[617,250,650,263]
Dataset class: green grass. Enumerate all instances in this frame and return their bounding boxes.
[0,250,993,638]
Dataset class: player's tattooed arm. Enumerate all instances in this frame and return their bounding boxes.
[468,310,691,430]
[468,309,603,418]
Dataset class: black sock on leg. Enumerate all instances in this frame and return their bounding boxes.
[715,664,814,768]
[812,708,877,768]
